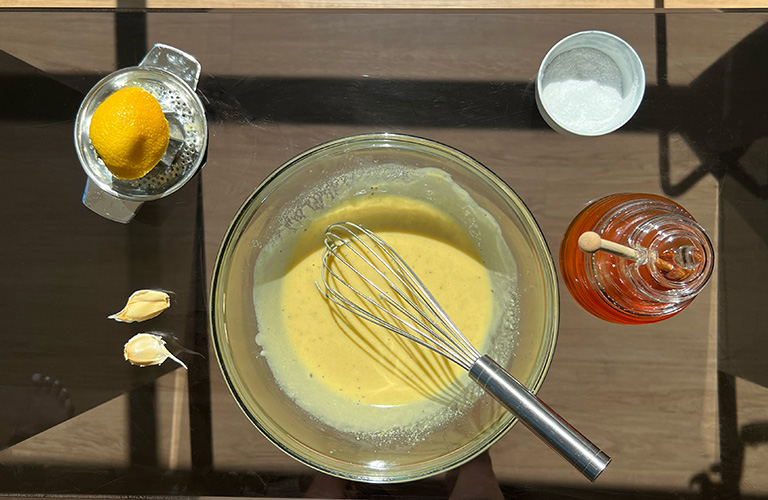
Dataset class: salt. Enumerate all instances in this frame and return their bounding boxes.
[541,47,625,134]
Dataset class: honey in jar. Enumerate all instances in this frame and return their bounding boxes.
[560,193,714,324]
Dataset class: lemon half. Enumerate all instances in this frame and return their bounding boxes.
[89,87,170,180]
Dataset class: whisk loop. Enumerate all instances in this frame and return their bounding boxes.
[321,222,480,371]
[318,222,610,482]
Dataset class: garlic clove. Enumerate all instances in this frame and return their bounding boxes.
[124,333,187,369]
[109,289,170,323]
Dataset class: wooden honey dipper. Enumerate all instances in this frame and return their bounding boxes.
[578,231,697,280]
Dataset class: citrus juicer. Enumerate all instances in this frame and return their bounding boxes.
[74,44,208,223]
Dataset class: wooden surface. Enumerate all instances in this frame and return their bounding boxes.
[0,0,652,7]
[0,0,762,8]
[1,8,768,498]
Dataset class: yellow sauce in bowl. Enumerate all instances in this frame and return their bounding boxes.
[211,137,554,482]
[254,189,510,434]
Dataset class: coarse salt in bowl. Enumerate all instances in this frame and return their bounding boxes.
[535,31,646,137]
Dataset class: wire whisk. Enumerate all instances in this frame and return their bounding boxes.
[319,222,610,482]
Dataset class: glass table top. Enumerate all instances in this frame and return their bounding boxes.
[1,8,767,499]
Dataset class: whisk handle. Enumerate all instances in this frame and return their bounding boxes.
[469,355,611,482]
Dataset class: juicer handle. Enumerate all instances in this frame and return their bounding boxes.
[469,355,611,482]
[140,44,202,90]
[82,179,142,224]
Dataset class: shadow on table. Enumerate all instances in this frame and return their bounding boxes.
[653,20,768,500]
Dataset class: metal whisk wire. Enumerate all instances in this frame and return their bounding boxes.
[320,222,480,371]
[317,222,611,482]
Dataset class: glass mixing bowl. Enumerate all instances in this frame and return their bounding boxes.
[210,133,559,483]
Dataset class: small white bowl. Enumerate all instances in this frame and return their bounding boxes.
[535,31,645,137]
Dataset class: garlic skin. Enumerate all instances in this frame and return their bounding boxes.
[124,333,187,369]
[109,290,170,323]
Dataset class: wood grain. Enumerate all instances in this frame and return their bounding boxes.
[667,0,768,6]
[0,395,130,466]
[0,12,115,74]
[665,13,768,86]
[2,0,765,8]
[0,0,763,10]
[0,0,653,8]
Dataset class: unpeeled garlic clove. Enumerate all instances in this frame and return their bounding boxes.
[109,289,170,323]
[124,333,187,369]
